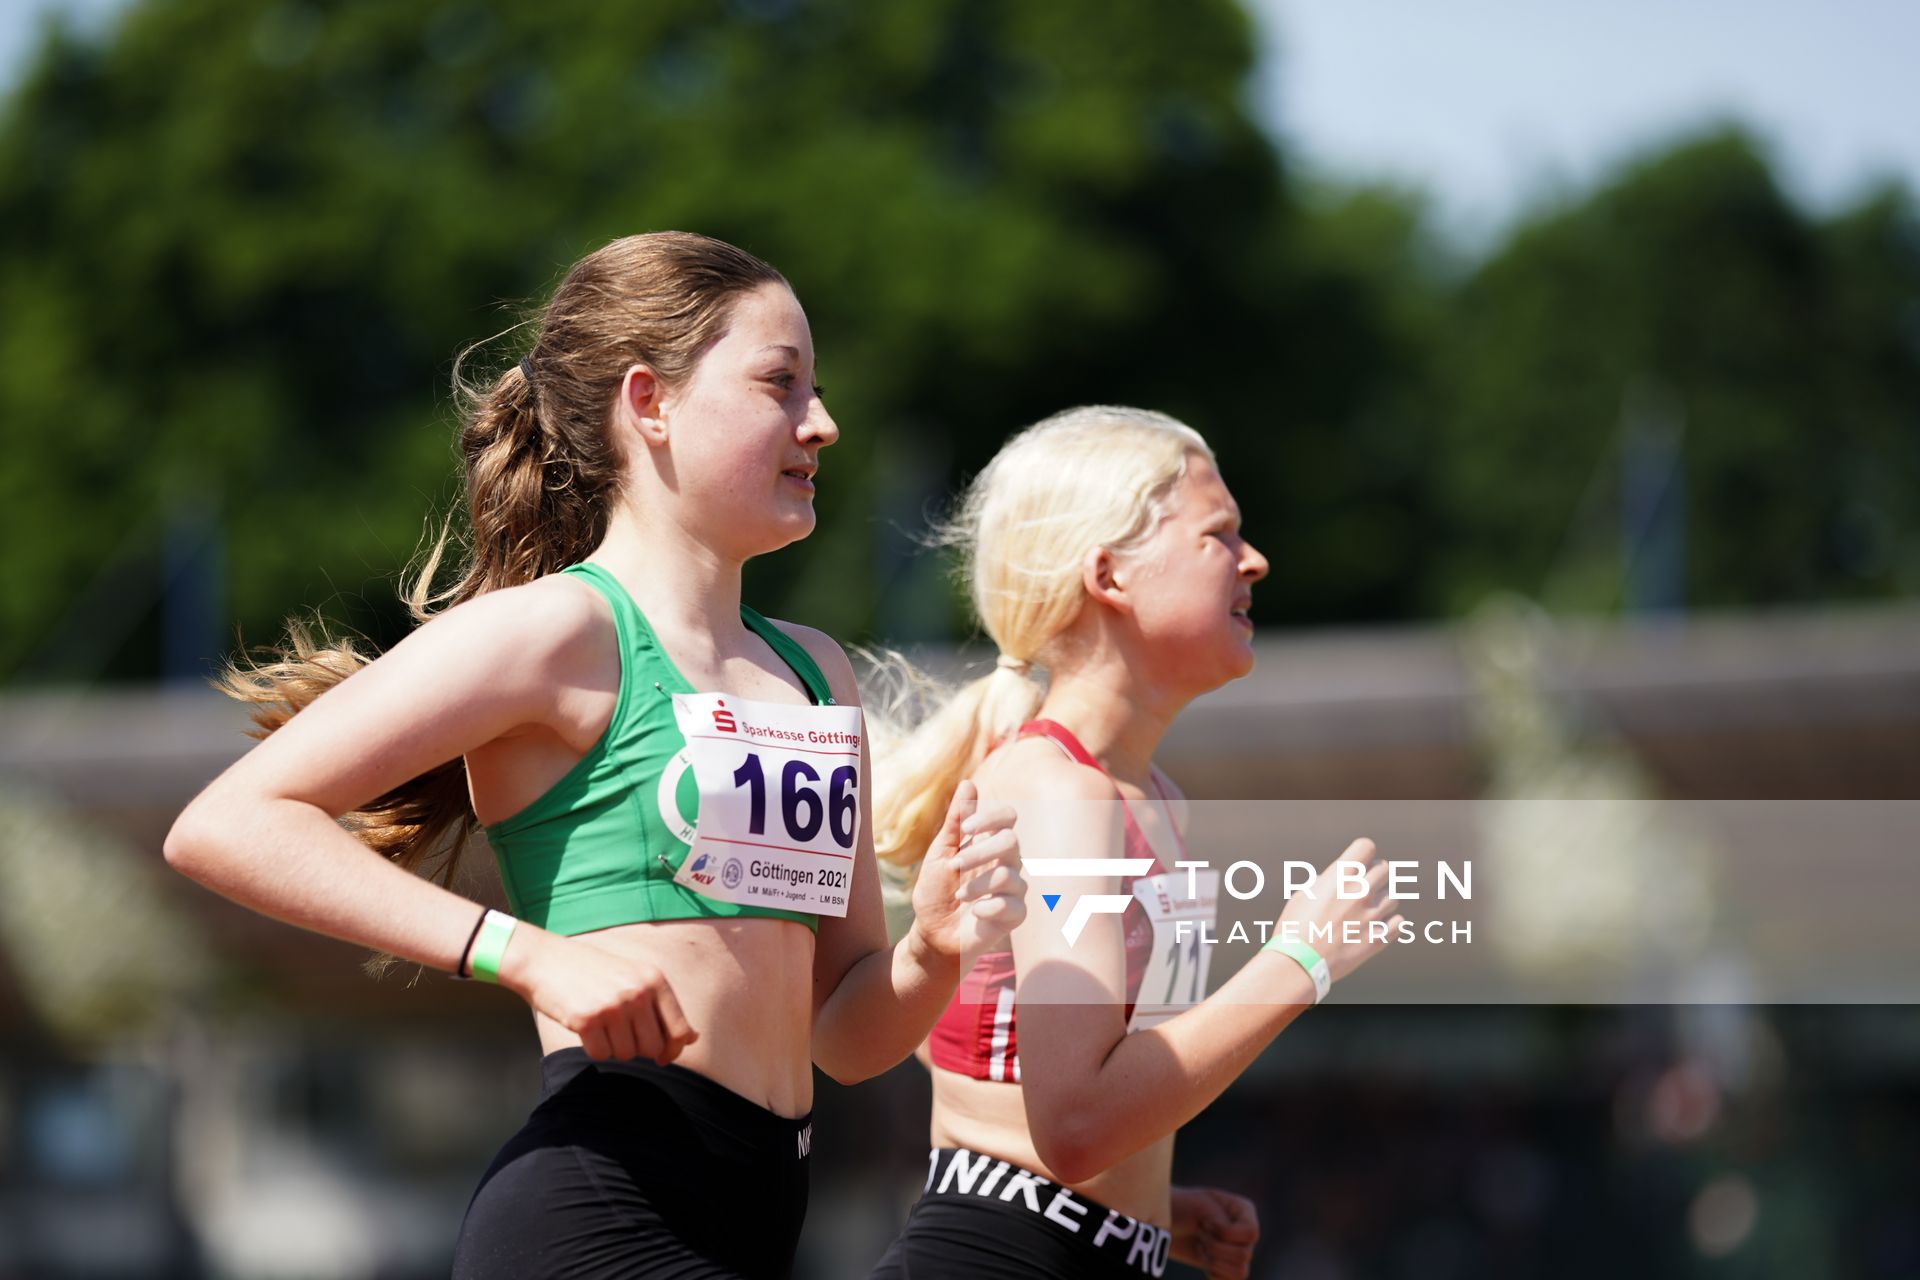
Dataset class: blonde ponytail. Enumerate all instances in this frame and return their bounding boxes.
[870,660,1045,868]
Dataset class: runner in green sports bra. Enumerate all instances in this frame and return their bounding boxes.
[163,231,1030,1280]
[484,562,826,936]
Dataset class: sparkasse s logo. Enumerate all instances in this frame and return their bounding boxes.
[712,702,737,733]
[1025,857,1154,944]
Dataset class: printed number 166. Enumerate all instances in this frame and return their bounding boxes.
[733,754,858,849]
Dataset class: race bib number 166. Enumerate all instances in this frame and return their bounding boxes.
[668,692,865,917]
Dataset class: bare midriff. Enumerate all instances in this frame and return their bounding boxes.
[532,916,818,1119]
[927,1057,1174,1227]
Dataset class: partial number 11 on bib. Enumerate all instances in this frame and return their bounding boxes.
[1128,868,1220,1031]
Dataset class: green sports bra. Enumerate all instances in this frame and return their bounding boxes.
[481,562,834,935]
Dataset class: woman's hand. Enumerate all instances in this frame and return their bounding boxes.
[503,927,698,1064]
[1170,1185,1260,1279]
[1272,837,1402,984]
[906,780,1027,964]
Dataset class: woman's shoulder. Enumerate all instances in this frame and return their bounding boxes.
[977,732,1116,804]
[404,573,614,678]
[763,616,857,703]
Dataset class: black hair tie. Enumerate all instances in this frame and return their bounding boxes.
[518,355,536,391]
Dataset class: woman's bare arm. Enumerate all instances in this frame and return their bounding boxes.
[164,576,696,1061]
[998,746,1392,1183]
[779,624,1024,1085]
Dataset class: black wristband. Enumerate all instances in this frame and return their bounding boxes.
[453,908,489,980]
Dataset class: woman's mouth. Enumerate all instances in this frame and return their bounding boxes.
[782,466,816,493]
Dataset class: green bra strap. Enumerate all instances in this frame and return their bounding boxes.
[741,606,835,705]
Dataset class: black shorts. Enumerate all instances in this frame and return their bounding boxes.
[452,1047,812,1280]
[868,1147,1173,1280]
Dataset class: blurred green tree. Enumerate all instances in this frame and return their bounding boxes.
[1432,128,1920,615]
[4,9,1914,686]
[5,0,1435,678]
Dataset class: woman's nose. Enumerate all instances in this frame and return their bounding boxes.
[803,394,839,446]
[1242,540,1270,581]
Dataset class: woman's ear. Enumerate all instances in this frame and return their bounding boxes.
[1080,545,1131,615]
[614,364,669,447]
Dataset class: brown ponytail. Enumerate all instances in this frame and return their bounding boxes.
[220,233,786,957]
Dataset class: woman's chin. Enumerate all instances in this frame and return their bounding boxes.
[749,509,817,554]
[1205,634,1259,686]
[1206,645,1256,687]
[1146,638,1252,695]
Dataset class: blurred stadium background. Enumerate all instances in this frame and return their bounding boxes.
[1,1,1916,1276]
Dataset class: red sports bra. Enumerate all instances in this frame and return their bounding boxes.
[926,719,1188,1082]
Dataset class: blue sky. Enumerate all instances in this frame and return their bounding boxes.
[7,1,1918,245]
[1251,0,1920,241]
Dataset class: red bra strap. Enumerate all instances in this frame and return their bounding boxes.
[1016,720,1187,865]
[1147,768,1190,861]
[1016,719,1101,768]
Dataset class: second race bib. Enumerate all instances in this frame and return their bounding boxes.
[1128,867,1220,1031]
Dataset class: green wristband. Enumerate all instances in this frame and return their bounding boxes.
[468,910,519,985]
[1262,936,1331,1005]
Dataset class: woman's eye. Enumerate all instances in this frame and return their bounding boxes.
[767,373,822,398]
